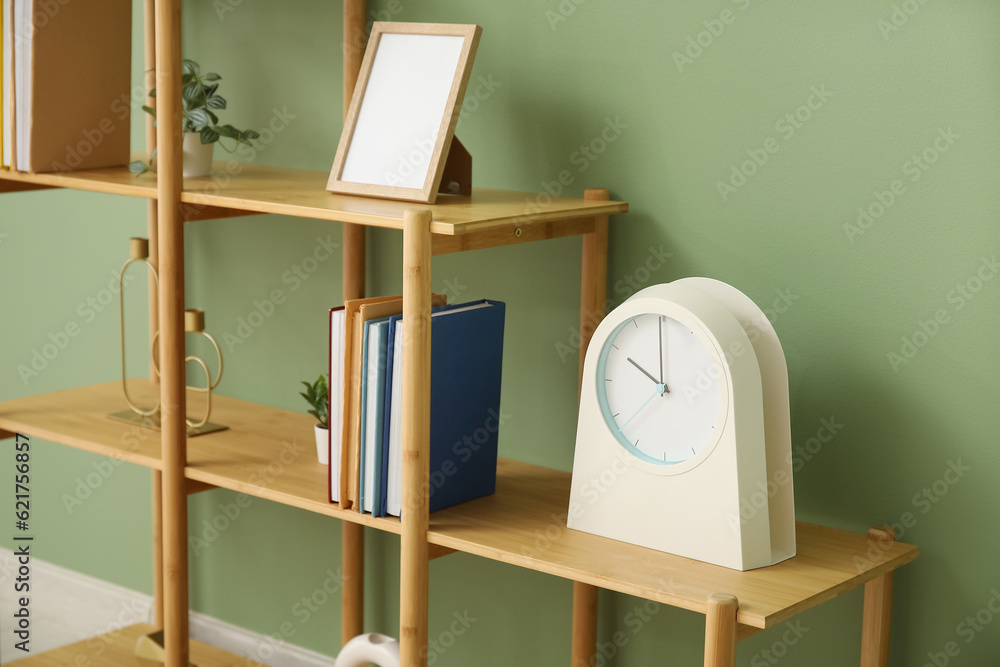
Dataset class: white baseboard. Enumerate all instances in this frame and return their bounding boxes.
[0,548,336,667]
[188,611,336,667]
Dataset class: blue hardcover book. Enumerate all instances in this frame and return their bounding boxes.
[379,318,399,518]
[366,319,390,515]
[385,323,403,516]
[382,299,506,517]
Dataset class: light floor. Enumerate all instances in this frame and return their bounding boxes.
[0,550,154,663]
[0,549,336,667]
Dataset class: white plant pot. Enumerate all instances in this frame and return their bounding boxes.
[182,132,214,177]
[314,425,329,465]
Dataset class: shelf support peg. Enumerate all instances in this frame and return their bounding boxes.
[861,526,897,667]
[704,593,738,667]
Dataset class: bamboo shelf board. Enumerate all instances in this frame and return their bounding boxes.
[180,387,403,534]
[0,163,154,198]
[0,381,917,631]
[2,623,242,667]
[0,381,401,532]
[177,163,627,234]
[0,162,626,234]
[0,382,164,468]
[429,462,919,629]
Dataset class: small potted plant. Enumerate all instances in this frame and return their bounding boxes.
[130,59,261,177]
[300,374,330,465]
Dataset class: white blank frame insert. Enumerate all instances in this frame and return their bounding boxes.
[327,22,482,204]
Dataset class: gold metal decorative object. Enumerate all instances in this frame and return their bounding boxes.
[134,630,198,667]
[150,308,226,435]
[108,238,227,436]
[120,237,159,417]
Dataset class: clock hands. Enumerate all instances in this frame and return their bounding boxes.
[658,315,666,397]
[617,375,669,434]
[658,316,664,381]
[627,356,670,394]
[617,387,660,433]
[627,357,657,384]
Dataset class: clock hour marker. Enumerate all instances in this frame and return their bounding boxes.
[691,447,696,455]
[633,319,639,328]
[611,343,619,350]
[634,439,639,446]
[612,412,619,418]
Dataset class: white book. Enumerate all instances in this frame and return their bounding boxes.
[12,0,22,170]
[328,309,346,501]
[22,0,30,171]
[14,0,31,171]
[3,0,11,168]
[336,309,345,447]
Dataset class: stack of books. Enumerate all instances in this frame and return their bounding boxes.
[328,296,506,517]
[3,0,131,172]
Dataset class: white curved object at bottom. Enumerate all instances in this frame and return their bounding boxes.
[333,633,400,667]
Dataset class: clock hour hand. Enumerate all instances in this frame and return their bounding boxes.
[627,357,670,393]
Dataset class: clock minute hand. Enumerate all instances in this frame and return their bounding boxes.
[658,316,664,383]
[627,357,670,393]
[618,388,660,433]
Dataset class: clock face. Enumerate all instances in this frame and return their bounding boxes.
[596,313,722,466]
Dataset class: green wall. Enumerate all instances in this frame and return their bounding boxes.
[2,1,998,665]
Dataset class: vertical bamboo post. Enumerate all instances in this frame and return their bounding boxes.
[571,583,598,667]
[400,209,432,667]
[570,188,609,667]
[341,0,367,296]
[578,188,609,390]
[144,0,158,375]
[704,594,738,667]
[339,0,368,646]
[151,469,163,627]
[861,527,896,667]
[341,0,366,299]
[341,521,364,641]
[343,0,366,118]
[155,1,187,666]
[340,221,366,645]
[143,0,163,629]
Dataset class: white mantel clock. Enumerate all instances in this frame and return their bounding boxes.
[567,278,796,571]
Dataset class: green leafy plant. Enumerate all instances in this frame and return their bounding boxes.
[130,59,261,175]
[300,374,329,429]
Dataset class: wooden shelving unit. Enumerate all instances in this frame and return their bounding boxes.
[0,2,917,667]
[0,163,152,197]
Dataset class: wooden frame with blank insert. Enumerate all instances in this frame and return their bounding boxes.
[327,22,481,204]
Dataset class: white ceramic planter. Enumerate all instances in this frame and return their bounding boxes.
[182,132,214,177]
[314,425,329,465]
